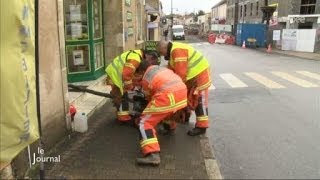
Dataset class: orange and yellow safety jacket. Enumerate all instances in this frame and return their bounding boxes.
[105,50,143,95]
[141,65,188,114]
[167,42,211,92]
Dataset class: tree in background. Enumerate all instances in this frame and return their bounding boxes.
[194,10,205,22]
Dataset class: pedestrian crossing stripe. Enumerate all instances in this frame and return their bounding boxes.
[209,84,216,90]
[219,73,248,88]
[296,71,320,81]
[271,71,319,88]
[245,72,285,89]
[188,42,210,46]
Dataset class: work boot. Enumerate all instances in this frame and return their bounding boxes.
[158,123,175,136]
[187,127,206,136]
[136,153,160,166]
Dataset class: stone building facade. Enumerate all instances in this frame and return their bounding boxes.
[227,0,320,29]
[212,0,227,24]
[104,0,146,65]
[146,0,163,41]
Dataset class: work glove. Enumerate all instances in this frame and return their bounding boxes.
[124,83,134,92]
[187,85,199,110]
[170,109,187,124]
[110,89,122,107]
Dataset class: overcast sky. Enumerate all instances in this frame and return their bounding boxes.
[160,0,220,15]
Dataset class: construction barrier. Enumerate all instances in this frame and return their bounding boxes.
[208,33,216,44]
[207,33,235,45]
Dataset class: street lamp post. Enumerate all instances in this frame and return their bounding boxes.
[234,0,239,36]
[171,0,173,40]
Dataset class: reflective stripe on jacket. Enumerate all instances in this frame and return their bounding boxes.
[105,50,142,95]
[169,42,210,81]
[141,65,187,114]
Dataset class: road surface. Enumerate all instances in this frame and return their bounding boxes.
[177,36,320,179]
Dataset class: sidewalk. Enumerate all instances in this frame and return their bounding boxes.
[258,47,320,61]
[44,101,222,179]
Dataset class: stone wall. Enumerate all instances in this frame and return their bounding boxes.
[38,0,68,148]
[104,0,125,64]
[104,0,146,63]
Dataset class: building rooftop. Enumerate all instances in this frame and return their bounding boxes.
[211,0,227,9]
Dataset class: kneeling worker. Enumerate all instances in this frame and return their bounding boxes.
[105,50,158,124]
[135,62,187,166]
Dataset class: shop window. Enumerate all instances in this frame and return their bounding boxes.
[66,45,90,73]
[300,0,316,14]
[64,0,89,41]
[93,0,102,39]
[94,43,104,70]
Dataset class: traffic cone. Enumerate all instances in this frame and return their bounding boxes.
[267,44,272,53]
[242,41,246,48]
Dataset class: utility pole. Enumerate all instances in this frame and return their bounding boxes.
[234,0,239,36]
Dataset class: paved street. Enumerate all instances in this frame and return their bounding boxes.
[45,102,212,179]
[181,36,320,179]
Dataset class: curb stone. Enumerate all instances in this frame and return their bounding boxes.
[200,134,223,179]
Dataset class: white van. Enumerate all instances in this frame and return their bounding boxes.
[172,25,185,40]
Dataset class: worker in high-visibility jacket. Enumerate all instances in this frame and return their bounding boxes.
[105,50,158,124]
[135,62,187,165]
[157,40,212,136]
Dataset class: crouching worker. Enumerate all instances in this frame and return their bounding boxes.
[135,62,187,166]
[157,40,212,136]
[105,49,159,125]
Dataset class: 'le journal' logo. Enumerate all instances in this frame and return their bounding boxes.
[32,147,61,165]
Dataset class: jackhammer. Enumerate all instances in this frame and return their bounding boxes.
[68,84,148,121]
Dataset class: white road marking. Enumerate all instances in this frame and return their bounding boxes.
[219,73,248,88]
[245,72,285,89]
[296,71,320,81]
[209,84,216,90]
[272,71,319,88]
